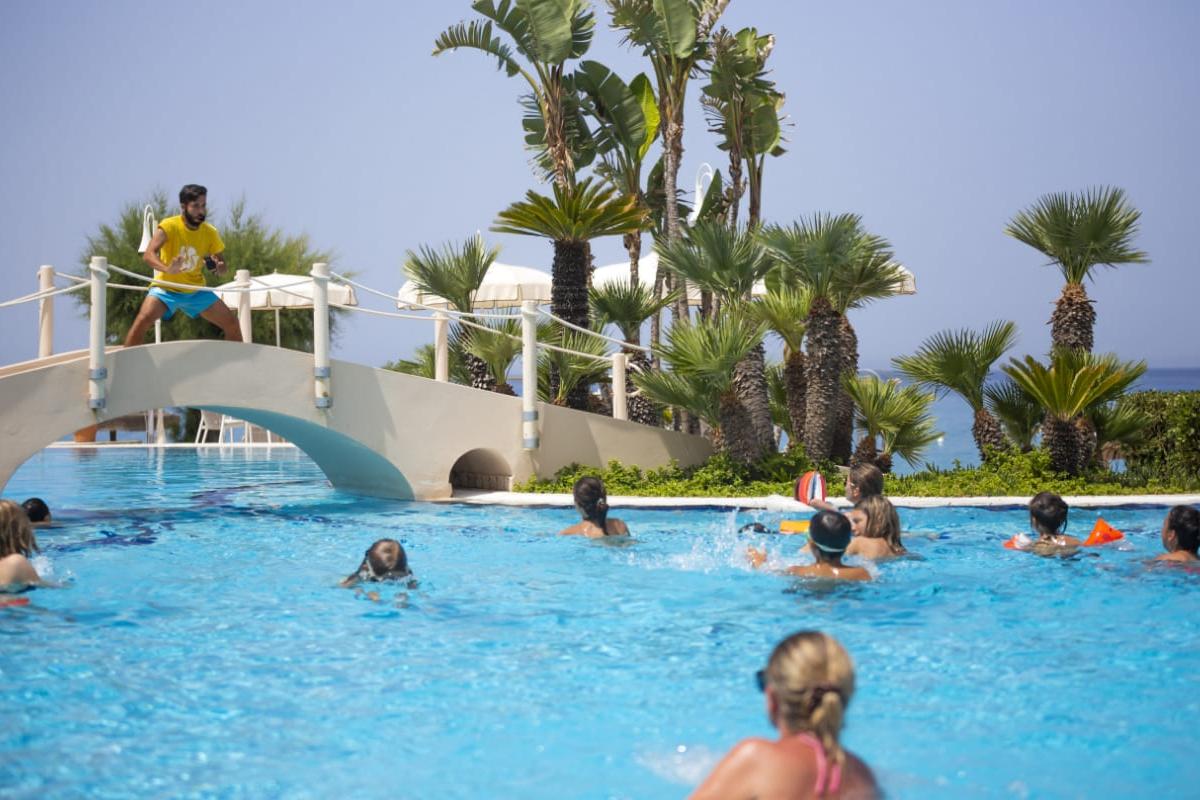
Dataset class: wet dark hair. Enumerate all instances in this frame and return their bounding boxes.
[809,510,852,560]
[179,184,207,204]
[573,476,608,526]
[21,497,50,523]
[1166,505,1200,553]
[347,538,410,584]
[1029,491,1069,536]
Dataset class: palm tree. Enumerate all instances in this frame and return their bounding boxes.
[493,178,644,408]
[589,279,674,425]
[634,310,766,464]
[749,285,810,450]
[383,343,472,385]
[892,321,1019,462]
[1004,186,1148,352]
[764,360,789,449]
[657,221,775,458]
[702,26,786,228]
[842,375,941,473]
[536,322,611,408]
[1002,350,1146,475]
[983,378,1042,452]
[759,214,908,462]
[403,234,500,391]
[608,0,729,323]
[575,61,660,284]
[1089,399,1151,469]
[435,0,598,189]
[463,318,524,394]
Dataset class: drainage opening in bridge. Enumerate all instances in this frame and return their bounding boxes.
[449,449,513,492]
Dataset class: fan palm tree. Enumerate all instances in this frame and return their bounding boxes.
[983,378,1042,453]
[1002,350,1146,475]
[435,0,597,189]
[536,322,611,407]
[1089,399,1151,469]
[1004,186,1148,352]
[608,0,729,323]
[657,221,775,457]
[493,178,645,408]
[702,26,785,228]
[759,214,909,462]
[403,234,500,391]
[589,279,674,425]
[892,321,1019,462]
[383,343,471,385]
[750,285,810,450]
[634,310,766,464]
[463,318,523,395]
[842,375,941,473]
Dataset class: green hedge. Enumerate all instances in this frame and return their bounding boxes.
[1121,390,1200,484]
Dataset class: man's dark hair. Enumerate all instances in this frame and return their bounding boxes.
[179,184,207,204]
[1167,505,1200,553]
[809,510,852,557]
[21,497,50,523]
[1029,491,1069,536]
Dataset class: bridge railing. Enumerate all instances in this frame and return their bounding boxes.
[6,259,656,449]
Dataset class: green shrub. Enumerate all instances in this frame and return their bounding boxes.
[1121,391,1200,484]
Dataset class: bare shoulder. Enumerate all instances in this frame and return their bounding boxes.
[559,523,586,536]
[606,518,630,536]
[0,553,40,588]
[840,750,882,798]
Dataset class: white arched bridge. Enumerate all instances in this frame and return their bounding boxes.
[0,258,711,500]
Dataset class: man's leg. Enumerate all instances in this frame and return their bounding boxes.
[200,300,244,342]
[124,295,169,347]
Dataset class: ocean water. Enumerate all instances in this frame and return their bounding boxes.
[2,448,1197,799]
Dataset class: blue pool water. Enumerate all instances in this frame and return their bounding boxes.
[2,448,1197,799]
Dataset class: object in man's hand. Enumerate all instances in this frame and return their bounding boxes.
[204,256,216,270]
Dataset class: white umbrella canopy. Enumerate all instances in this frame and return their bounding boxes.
[214,271,358,346]
[397,262,553,310]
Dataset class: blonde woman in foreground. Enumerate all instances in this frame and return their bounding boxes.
[690,631,879,800]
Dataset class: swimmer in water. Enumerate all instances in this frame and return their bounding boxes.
[810,463,886,514]
[845,495,906,560]
[1155,505,1199,564]
[0,499,42,591]
[1023,491,1081,556]
[748,511,872,582]
[559,476,629,538]
[22,497,52,528]
[340,538,413,588]
[689,630,880,799]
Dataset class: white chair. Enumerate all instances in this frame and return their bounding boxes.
[194,410,225,443]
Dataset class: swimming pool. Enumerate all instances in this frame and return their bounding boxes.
[2,448,1197,798]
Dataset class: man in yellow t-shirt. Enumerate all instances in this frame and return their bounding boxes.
[123,184,243,347]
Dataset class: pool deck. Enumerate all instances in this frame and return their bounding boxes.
[451,490,1200,510]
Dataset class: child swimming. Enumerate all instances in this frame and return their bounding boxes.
[1020,491,1082,556]
[340,538,412,587]
[749,511,872,582]
[845,495,906,560]
[559,476,629,538]
[1155,505,1199,564]
[689,630,879,799]
[0,499,42,591]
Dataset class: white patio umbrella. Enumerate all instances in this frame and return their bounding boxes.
[215,271,358,346]
[397,261,553,310]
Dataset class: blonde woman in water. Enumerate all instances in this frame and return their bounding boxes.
[691,631,879,799]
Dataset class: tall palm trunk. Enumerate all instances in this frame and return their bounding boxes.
[1073,415,1098,474]
[803,297,842,462]
[1051,282,1096,353]
[831,316,858,465]
[971,407,1008,461]
[552,238,591,410]
[783,349,807,450]
[851,434,877,468]
[624,232,641,285]
[718,390,760,466]
[732,343,775,459]
[627,349,661,426]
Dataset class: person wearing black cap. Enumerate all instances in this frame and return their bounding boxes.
[748,511,872,582]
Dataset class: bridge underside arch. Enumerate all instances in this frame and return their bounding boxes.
[201,407,414,499]
[449,448,512,492]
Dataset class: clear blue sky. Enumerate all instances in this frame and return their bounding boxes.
[1,1,1197,368]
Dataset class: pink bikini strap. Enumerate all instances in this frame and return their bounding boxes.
[795,732,842,796]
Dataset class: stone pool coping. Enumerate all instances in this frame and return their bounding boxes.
[450,490,1200,510]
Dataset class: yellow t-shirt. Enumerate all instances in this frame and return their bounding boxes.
[151,215,225,293]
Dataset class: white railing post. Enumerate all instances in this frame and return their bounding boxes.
[311,262,331,408]
[37,265,54,358]
[521,300,539,450]
[612,352,627,421]
[434,310,449,382]
[236,269,252,343]
[88,256,108,409]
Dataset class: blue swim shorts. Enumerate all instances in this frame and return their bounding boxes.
[148,287,221,320]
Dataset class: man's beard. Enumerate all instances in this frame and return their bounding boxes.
[183,211,205,226]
